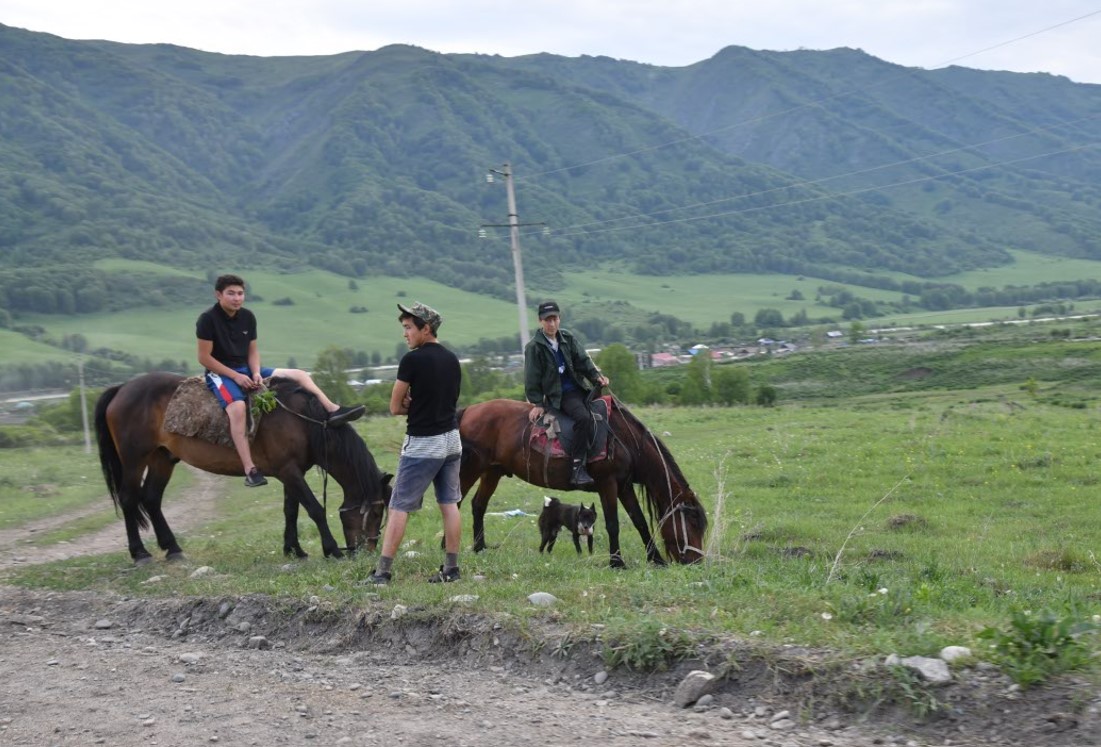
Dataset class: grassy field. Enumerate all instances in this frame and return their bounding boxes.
[7,250,1101,370]
[3,380,1100,678]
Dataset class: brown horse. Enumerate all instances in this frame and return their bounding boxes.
[457,398,707,567]
[94,372,391,564]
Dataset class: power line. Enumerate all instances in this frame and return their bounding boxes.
[517,9,1101,183]
[547,144,1096,240]
[533,112,1101,237]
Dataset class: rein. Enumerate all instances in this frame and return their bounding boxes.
[272,393,333,510]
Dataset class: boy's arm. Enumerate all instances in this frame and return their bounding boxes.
[197,339,255,390]
[390,379,411,416]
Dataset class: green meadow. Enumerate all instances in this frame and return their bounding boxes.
[4,379,1100,679]
[8,249,1101,370]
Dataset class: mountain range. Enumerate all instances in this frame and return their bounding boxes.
[1,23,1100,318]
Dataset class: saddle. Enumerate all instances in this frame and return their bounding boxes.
[529,395,612,463]
[162,376,264,448]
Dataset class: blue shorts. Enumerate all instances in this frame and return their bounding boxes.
[390,453,461,512]
[204,366,275,408]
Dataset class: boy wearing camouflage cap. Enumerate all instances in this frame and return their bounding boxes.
[366,302,463,584]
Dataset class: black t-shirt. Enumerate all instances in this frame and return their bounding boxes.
[196,304,257,370]
[397,342,462,437]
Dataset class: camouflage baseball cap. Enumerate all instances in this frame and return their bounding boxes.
[397,302,443,333]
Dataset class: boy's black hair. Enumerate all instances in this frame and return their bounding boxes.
[215,274,246,292]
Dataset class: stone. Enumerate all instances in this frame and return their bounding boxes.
[898,655,952,685]
[673,670,716,708]
[939,645,972,663]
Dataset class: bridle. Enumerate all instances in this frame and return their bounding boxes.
[652,498,704,561]
[339,497,388,546]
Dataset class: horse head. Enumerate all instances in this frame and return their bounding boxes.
[339,471,392,553]
[657,486,708,564]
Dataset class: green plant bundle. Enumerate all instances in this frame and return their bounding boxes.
[977,608,1099,688]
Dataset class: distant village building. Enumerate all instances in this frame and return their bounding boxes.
[650,352,681,368]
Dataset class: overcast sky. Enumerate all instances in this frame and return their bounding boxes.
[3,1,1101,84]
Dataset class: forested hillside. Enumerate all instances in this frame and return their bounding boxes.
[3,23,1099,320]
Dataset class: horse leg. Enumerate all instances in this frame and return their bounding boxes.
[283,474,344,559]
[470,470,503,553]
[619,483,666,566]
[114,461,155,564]
[140,450,185,561]
[283,485,308,559]
[598,483,625,569]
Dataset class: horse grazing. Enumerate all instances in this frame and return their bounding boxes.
[457,398,707,567]
[94,372,391,564]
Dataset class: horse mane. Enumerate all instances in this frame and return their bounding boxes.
[612,401,692,520]
[272,379,386,493]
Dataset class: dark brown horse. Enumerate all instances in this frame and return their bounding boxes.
[94,372,391,564]
[458,398,707,567]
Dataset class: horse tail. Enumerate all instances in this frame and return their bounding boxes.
[93,385,126,514]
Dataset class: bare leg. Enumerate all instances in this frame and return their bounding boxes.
[380,508,409,558]
[225,400,254,474]
[439,503,461,554]
[271,368,338,412]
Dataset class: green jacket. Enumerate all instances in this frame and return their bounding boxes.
[524,328,602,410]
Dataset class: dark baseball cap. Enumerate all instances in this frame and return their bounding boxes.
[537,300,561,320]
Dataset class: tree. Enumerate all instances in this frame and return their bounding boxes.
[680,353,711,405]
[712,365,750,405]
[595,344,642,402]
[754,308,785,328]
[312,346,357,406]
[848,321,866,344]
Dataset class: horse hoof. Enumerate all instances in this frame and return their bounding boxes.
[166,552,187,563]
[609,555,627,570]
[134,555,154,566]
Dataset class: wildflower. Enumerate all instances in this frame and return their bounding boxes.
[821,612,833,621]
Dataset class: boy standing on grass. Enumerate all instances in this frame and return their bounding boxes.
[196,273,365,487]
[365,302,462,585]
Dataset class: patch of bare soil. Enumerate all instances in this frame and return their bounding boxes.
[2,476,1100,747]
[2,586,1101,747]
[0,467,223,569]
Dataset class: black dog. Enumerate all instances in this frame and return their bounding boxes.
[538,495,597,555]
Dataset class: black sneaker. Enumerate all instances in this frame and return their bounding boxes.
[428,566,460,583]
[363,569,392,585]
[244,468,268,487]
[328,404,366,427]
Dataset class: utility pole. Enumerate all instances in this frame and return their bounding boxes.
[483,163,546,359]
[78,356,91,454]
